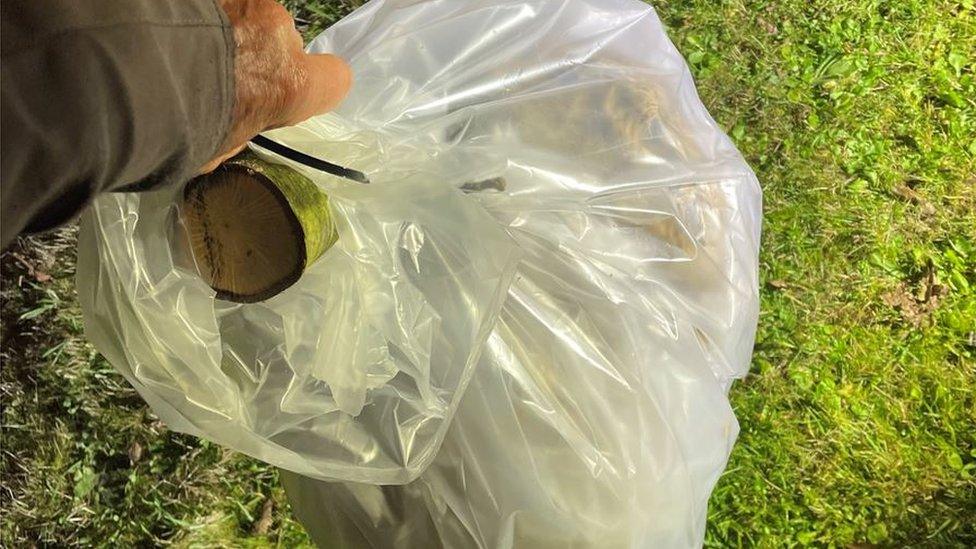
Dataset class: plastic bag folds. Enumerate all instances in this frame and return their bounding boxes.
[78,0,762,546]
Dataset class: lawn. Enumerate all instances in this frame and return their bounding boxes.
[1,0,974,547]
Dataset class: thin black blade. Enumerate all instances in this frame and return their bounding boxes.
[250,134,370,184]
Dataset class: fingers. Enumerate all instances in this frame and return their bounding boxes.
[203,0,353,174]
[200,52,351,174]
[286,53,352,125]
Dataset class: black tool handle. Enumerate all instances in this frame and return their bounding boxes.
[250,134,370,184]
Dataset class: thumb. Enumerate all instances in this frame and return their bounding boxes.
[198,143,246,175]
[289,53,353,124]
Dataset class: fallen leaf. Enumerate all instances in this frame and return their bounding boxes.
[882,287,922,326]
[252,497,274,535]
[757,17,778,35]
[892,184,921,203]
[128,441,143,465]
[882,276,945,328]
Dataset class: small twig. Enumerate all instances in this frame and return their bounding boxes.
[8,252,51,282]
[9,252,34,273]
[460,177,507,193]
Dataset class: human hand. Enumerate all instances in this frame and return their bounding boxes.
[200,0,352,173]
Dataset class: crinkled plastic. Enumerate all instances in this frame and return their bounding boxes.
[78,133,520,482]
[78,0,761,545]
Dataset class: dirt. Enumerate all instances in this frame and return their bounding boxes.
[880,266,947,328]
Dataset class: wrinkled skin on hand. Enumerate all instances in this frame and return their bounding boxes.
[201,0,352,173]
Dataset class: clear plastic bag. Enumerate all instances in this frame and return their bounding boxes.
[78,0,761,545]
[78,104,522,483]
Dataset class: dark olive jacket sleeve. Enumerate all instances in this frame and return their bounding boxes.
[0,0,235,246]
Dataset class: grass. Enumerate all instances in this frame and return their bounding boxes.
[0,230,314,547]
[1,0,974,546]
[655,1,976,545]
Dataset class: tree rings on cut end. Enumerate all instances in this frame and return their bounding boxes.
[181,158,336,303]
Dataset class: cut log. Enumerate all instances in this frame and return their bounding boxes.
[181,155,337,302]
